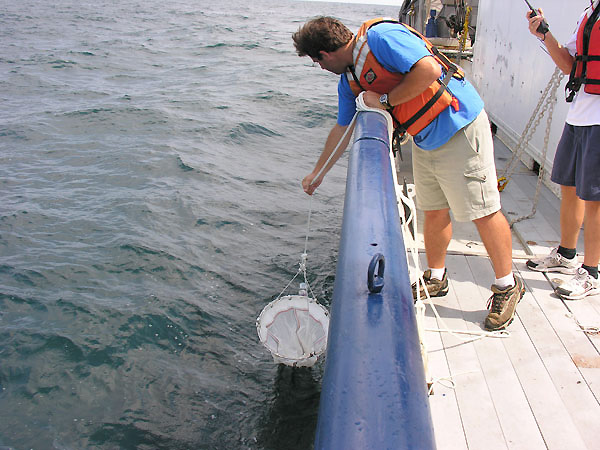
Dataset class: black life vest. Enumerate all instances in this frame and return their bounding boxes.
[566,4,600,102]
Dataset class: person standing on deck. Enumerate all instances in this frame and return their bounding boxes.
[292,16,524,330]
[525,2,600,300]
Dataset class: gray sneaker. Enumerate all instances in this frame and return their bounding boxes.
[484,275,525,331]
[555,267,600,300]
[412,269,449,300]
[526,247,578,274]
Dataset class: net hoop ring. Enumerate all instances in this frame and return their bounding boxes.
[256,295,329,367]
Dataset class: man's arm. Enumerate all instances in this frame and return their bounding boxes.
[302,122,354,195]
[361,55,442,109]
[527,9,574,74]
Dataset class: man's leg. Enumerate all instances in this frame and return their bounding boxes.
[473,210,514,279]
[529,123,583,274]
[526,185,582,274]
[560,185,584,249]
[411,208,452,300]
[423,208,452,270]
[474,209,525,331]
[583,200,600,268]
[556,200,600,299]
[554,124,600,299]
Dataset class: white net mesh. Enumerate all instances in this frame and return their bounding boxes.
[256,295,329,367]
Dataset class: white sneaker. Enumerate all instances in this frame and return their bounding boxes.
[555,267,600,300]
[526,247,578,275]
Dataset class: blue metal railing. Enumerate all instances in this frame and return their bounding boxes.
[314,112,436,450]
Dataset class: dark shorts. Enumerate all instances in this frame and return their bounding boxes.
[551,123,600,201]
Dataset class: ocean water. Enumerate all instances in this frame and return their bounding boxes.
[0,0,402,448]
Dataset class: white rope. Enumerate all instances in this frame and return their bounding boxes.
[312,92,395,184]
[566,312,600,335]
[311,115,358,184]
[279,95,390,303]
[428,370,478,396]
[275,197,316,302]
[269,195,321,361]
[304,195,312,255]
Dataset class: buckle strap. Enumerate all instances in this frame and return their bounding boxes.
[574,54,600,62]
[398,65,456,132]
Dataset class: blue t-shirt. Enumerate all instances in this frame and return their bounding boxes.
[337,22,484,150]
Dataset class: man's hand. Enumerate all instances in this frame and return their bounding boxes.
[526,7,547,40]
[302,173,322,195]
[361,91,386,109]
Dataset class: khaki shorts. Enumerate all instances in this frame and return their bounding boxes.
[412,110,501,222]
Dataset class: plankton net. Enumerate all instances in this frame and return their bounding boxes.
[256,200,329,367]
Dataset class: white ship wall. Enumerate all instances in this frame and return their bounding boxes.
[470,0,590,193]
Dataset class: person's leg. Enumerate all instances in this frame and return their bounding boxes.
[555,125,600,299]
[473,210,513,279]
[579,125,600,271]
[410,135,453,299]
[526,185,582,274]
[479,210,525,331]
[437,111,524,330]
[560,185,584,249]
[583,200,600,269]
[434,111,514,283]
[556,202,600,297]
[423,208,452,270]
[527,124,581,273]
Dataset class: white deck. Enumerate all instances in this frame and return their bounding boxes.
[400,136,600,449]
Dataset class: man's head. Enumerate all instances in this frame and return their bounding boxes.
[292,17,354,74]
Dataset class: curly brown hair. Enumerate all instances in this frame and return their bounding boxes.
[292,17,353,60]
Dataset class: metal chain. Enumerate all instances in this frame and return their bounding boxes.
[497,67,565,226]
[499,67,564,182]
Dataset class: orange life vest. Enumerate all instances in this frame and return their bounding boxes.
[347,18,464,136]
[566,5,600,102]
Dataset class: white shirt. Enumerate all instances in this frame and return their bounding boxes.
[565,0,600,126]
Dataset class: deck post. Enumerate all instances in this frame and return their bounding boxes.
[314,112,436,450]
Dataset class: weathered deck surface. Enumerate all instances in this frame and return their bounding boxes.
[400,136,600,449]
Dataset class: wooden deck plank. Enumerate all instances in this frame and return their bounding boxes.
[455,255,590,449]
[453,255,549,450]
[562,299,600,355]
[422,301,469,447]
[510,265,600,449]
[496,313,589,450]
[501,180,600,357]
[427,256,508,450]
[499,178,562,253]
[402,131,600,449]
[519,264,600,358]
[415,252,470,450]
[492,139,600,356]
[424,331,470,450]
